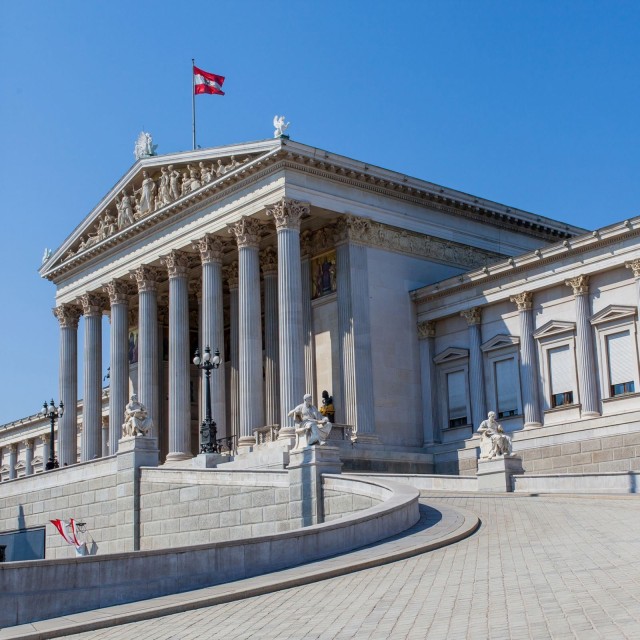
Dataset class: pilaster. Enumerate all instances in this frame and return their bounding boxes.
[565,275,600,417]
[461,307,486,429]
[417,320,439,445]
[224,262,240,442]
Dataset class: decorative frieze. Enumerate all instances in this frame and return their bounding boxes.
[265,198,310,231]
[310,226,336,256]
[565,275,590,296]
[53,303,81,329]
[417,320,436,340]
[130,265,161,292]
[461,307,482,326]
[260,247,278,276]
[510,291,533,311]
[300,229,313,258]
[192,234,226,265]
[335,216,371,244]
[228,217,263,249]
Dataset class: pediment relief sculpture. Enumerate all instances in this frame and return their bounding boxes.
[62,153,258,262]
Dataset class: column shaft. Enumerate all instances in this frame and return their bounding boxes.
[164,251,192,460]
[461,308,486,428]
[300,241,316,399]
[54,304,80,466]
[8,445,17,480]
[105,281,130,455]
[24,441,34,476]
[262,249,279,426]
[418,322,439,445]
[229,278,240,441]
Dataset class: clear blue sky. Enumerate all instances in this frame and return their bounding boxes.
[1,1,639,424]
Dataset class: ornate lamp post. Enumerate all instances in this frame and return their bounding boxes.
[42,399,64,470]
[193,346,221,453]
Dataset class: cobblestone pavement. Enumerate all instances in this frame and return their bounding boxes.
[68,494,640,640]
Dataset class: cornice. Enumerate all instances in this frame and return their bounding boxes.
[411,219,640,306]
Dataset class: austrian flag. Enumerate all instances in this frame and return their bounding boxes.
[193,66,225,95]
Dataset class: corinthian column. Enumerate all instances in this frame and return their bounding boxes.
[335,216,378,442]
[261,247,280,426]
[566,275,600,417]
[224,262,240,441]
[53,303,81,465]
[418,321,439,445]
[266,199,308,438]
[131,266,161,438]
[229,217,264,452]
[193,235,227,438]
[510,292,542,428]
[80,292,105,461]
[104,280,130,454]
[300,230,317,402]
[162,250,192,461]
[461,307,486,428]
[8,444,17,480]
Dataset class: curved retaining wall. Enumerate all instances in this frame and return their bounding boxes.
[0,475,419,628]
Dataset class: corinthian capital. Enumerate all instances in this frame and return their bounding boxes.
[103,279,131,305]
[565,275,590,296]
[510,291,533,311]
[224,261,239,289]
[260,247,278,276]
[80,292,107,316]
[192,234,225,265]
[162,250,192,278]
[626,259,640,279]
[461,307,482,326]
[228,216,263,249]
[334,215,371,244]
[53,303,82,329]
[265,198,309,231]
[417,320,436,340]
[130,265,161,292]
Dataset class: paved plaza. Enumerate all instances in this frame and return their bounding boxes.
[58,493,640,640]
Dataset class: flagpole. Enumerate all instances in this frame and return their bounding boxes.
[192,58,196,150]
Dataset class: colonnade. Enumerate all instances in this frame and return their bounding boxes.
[50,203,378,465]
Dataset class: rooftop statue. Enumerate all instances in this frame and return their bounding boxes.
[133,131,158,160]
[273,115,290,139]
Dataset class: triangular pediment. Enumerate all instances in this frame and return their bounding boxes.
[40,140,281,278]
[15,461,26,471]
[590,305,637,325]
[433,347,469,364]
[481,334,520,352]
[533,320,576,339]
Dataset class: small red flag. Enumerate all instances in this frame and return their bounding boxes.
[193,66,225,95]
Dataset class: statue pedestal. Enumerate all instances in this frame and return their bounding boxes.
[288,445,342,528]
[116,436,159,550]
[477,455,523,493]
[192,452,231,468]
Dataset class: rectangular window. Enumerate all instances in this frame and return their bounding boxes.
[494,358,518,418]
[548,345,574,407]
[607,331,636,397]
[447,370,467,428]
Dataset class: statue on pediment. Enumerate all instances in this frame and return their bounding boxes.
[215,158,227,177]
[133,131,158,160]
[168,165,181,201]
[117,189,135,229]
[181,170,191,196]
[187,164,201,191]
[135,170,156,216]
[199,161,212,184]
[273,115,290,138]
[158,167,171,206]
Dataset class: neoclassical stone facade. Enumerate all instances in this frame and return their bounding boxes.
[2,137,601,477]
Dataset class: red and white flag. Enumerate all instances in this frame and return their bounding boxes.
[50,518,81,548]
[193,66,225,95]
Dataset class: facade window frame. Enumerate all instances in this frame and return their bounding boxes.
[481,335,522,421]
[433,348,471,431]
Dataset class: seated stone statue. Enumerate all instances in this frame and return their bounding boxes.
[122,394,152,438]
[288,394,332,449]
[319,390,335,423]
[477,411,512,459]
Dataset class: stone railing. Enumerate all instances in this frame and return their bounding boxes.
[254,425,280,445]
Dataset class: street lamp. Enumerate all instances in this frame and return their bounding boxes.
[193,346,221,453]
[42,398,64,470]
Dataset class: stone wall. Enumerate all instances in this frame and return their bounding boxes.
[323,488,378,522]
[139,468,290,549]
[0,457,119,558]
